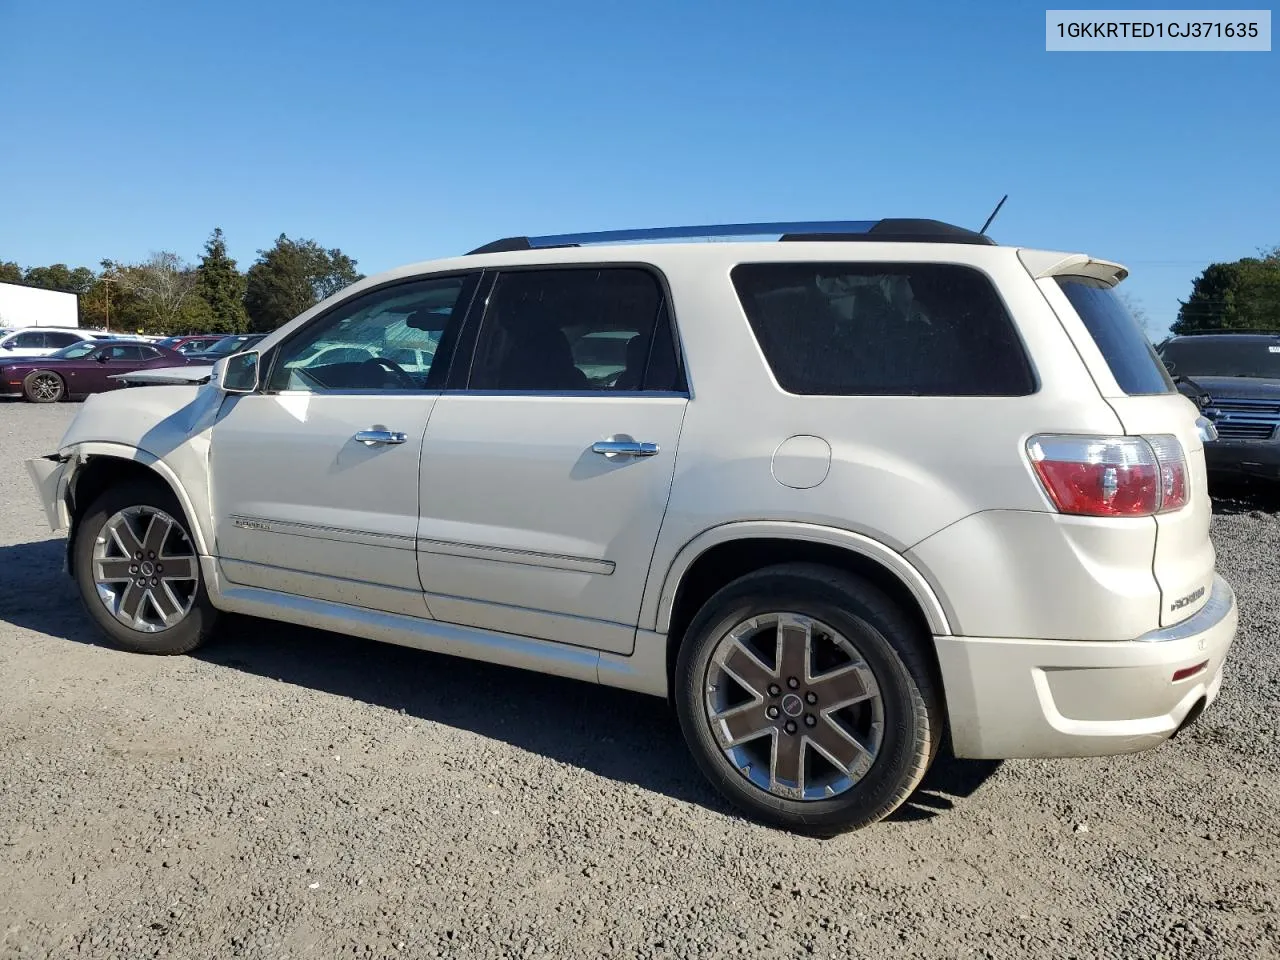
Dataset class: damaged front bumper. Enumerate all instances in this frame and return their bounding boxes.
[24,454,72,533]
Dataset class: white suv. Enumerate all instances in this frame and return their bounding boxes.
[25,219,1237,833]
[0,327,106,357]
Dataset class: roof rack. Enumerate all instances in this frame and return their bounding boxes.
[1170,329,1280,338]
[466,218,995,255]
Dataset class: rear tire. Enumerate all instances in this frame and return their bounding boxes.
[23,370,65,403]
[674,563,942,835]
[72,479,218,655]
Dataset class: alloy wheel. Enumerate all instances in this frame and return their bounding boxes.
[29,373,62,401]
[703,612,884,801]
[92,506,199,633]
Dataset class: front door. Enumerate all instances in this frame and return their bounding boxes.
[207,272,482,616]
[417,265,688,654]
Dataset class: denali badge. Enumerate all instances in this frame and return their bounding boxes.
[233,517,270,531]
[1170,585,1206,612]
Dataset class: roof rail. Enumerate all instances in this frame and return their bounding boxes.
[1171,329,1280,337]
[466,218,995,255]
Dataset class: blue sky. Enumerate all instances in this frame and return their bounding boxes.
[1,0,1276,335]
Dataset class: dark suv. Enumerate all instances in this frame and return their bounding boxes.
[1158,332,1280,480]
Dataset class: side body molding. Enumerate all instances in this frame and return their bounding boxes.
[648,521,953,636]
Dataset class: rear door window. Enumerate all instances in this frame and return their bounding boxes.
[731,262,1035,396]
[468,267,683,392]
[1056,277,1173,395]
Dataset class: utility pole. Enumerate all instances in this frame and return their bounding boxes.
[101,273,115,331]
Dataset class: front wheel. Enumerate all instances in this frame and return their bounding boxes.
[23,370,65,403]
[72,479,219,654]
[675,563,942,835]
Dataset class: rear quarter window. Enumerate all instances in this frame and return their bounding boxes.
[730,262,1035,396]
[1056,277,1173,395]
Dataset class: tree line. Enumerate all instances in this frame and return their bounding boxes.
[4,232,1277,338]
[0,230,363,335]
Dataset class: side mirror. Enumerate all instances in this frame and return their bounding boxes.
[218,350,260,394]
[96,353,110,363]
[2,343,12,350]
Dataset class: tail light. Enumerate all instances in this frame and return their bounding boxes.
[1144,435,1189,512]
[1026,434,1189,517]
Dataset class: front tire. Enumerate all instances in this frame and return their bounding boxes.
[675,563,942,835]
[23,370,65,403]
[72,479,218,655]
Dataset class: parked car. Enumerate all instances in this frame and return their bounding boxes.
[284,342,378,369]
[182,333,267,362]
[2,339,191,402]
[157,334,228,355]
[0,327,106,358]
[25,218,1236,834]
[1157,332,1280,481]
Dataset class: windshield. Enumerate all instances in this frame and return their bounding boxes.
[204,336,257,356]
[1159,338,1280,379]
[48,341,100,360]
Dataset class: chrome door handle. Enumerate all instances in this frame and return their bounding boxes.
[592,439,659,459]
[355,429,408,446]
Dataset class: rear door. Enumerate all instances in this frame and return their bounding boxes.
[416,265,688,654]
[1035,266,1213,627]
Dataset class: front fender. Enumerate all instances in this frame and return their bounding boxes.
[54,441,213,557]
[46,383,226,558]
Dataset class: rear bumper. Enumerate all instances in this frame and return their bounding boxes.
[1203,438,1280,479]
[935,574,1237,759]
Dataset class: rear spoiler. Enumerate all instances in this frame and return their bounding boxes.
[1017,249,1129,286]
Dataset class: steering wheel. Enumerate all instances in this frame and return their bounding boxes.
[363,356,418,389]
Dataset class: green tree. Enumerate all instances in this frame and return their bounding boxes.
[0,261,23,284]
[243,234,363,332]
[110,252,198,334]
[174,293,216,334]
[1173,248,1280,334]
[194,228,248,333]
[22,263,96,293]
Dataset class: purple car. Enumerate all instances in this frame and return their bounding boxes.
[0,339,194,403]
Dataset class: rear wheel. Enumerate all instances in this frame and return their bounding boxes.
[675,563,941,834]
[23,370,65,403]
[72,479,218,655]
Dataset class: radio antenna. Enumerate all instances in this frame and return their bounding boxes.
[979,194,1008,236]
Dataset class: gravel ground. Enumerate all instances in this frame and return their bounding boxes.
[1,401,1277,960]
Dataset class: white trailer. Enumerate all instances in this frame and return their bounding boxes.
[0,282,80,330]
